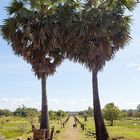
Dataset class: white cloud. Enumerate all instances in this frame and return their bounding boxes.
[137,67,140,71]
[49,98,59,102]
[126,64,140,71]
[0,98,38,110]
[1,98,9,102]
[11,98,25,105]
[0,96,138,111]
[48,98,92,111]
[118,102,139,110]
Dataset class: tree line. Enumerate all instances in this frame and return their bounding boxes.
[0,105,67,120]
[79,103,140,126]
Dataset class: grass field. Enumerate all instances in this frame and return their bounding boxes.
[0,116,67,140]
[78,116,140,140]
[0,116,140,140]
[0,117,37,139]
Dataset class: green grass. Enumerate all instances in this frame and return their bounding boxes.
[0,117,33,139]
[78,116,140,140]
[0,116,67,140]
[1,116,140,140]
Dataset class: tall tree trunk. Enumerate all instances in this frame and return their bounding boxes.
[40,73,50,137]
[92,70,109,140]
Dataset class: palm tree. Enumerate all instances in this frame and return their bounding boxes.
[1,0,63,136]
[64,0,136,139]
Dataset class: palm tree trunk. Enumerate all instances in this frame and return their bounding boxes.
[92,70,109,140]
[40,73,50,137]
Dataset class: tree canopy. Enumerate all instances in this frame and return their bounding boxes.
[103,103,122,126]
[13,105,39,117]
[64,0,136,72]
[1,0,64,78]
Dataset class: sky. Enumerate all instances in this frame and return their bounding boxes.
[0,1,140,111]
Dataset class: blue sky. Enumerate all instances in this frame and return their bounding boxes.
[0,0,140,111]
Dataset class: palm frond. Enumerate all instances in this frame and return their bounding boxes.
[63,0,134,72]
[1,0,65,79]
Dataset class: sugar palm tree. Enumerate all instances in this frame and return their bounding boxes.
[64,0,136,139]
[1,0,63,136]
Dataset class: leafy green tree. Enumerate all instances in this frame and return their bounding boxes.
[134,112,140,119]
[13,105,27,117]
[85,107,93,117]
[78,111,84,116]
[56,110,67,118]
[127,109,134,118]
[64,0,136,139]
[121,110,127,120]
[78,107,93,121]
[0,109,3,116]
[13,105,38,118]
[0,109,13,117]
[1,0,63,136]
[49,110,57,120]
[2,109,13,117]
[103,103,122,126]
